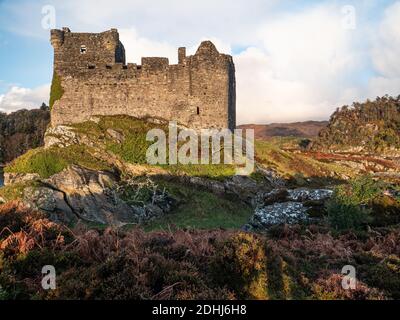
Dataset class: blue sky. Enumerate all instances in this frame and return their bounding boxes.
[0,0,399,123]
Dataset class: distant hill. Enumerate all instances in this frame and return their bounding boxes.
[238,121,328,139]
[311,95,400,154]
[0,104,50,164]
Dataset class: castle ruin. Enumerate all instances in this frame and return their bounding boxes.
[50,28,236,130]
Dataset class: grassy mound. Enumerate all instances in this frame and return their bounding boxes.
[72,115,237,179]
[5,115,355,183]
[5,145,111,179]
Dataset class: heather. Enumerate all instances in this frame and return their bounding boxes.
[0,201,398,300]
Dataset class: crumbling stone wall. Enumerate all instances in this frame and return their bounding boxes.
[50,28,236,130]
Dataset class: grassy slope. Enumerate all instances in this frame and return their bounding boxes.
[6,116,352,181]
[2,116,248,229]
[2,115,358,230]
[4,145,111,179]
[72,115,237,179]
[144,181,252,231]
[255,140,353,184]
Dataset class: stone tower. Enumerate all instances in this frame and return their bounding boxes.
[50,28,236,130]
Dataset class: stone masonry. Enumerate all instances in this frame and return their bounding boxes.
[50,28,236,130]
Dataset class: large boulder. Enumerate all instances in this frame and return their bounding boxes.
[23,186,76,224]
[45,165,137,225]
[22,165,138,225]
[245,187,334,231]
[250,202,308,228]
[21,165,175,226]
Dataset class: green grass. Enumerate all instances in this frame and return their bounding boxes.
[165,163,236,180]
[49,71,64,110]
[0,181,40,202]
[72,115,164,164]
[255,140,352,182]
[144,182,252,231]
[5,145,111,179]
[72,115,238,180]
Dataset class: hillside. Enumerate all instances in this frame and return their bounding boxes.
[0,114,399,300]
[238,121,328,139]
[311,96,400,154]
[0,104,50,164]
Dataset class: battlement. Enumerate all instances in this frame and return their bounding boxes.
[50,28,236,130]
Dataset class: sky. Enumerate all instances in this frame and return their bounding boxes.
[0,0,399,124]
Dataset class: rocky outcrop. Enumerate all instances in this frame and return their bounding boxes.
[21,165,174,226]
[44,125,79,148]
[251,202,308,226]
[4,172,40,185]
[245,187,333,230]
[186,169,284,206]
[0,105,50,164]
[311,96,400,155]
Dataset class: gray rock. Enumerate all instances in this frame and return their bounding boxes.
[255,165,286,188]
[106,128,125,143]
[260,189,289,205]
[18,165,175,226]
[188,174,275,205]
[44,125,79,148]
[4,172,40,186]
[43,165,137,225]
[287,188,333,202]
[23,186,76,224]
[246,187,334,230]
[251,201,308,227]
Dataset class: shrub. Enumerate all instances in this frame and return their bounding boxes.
[326,200,372,231]
[1,200,399,300]
[312,274,384,300]
[345,175,387,205]
[0,201,42,235]
[212,233,267,299]
[325,176,385,230]
[360,255,400,299]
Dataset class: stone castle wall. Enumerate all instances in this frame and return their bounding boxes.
[50,28,236,130]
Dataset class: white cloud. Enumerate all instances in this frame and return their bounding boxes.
[366,1,400,99]
[0,0,279,45]
[371,2,400,78]
[0,84,50,113]
[235,5,368,124]
[1,0,400,123]
[101,4,372,124]
[120,28,178,64]
[120,27,232,65]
